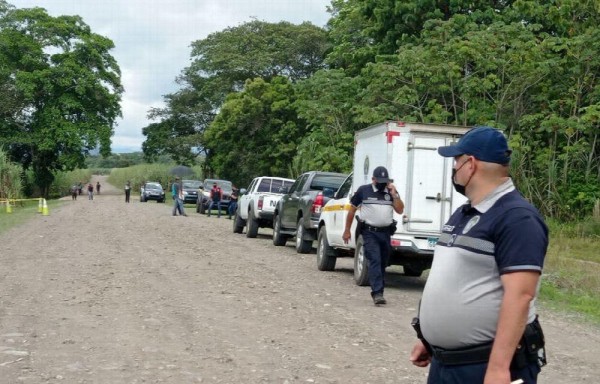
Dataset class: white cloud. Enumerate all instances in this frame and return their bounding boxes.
[10,0,332,152]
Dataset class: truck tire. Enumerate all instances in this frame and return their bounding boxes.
[140,195,146,203]
[246,209,259,238]
[295,217,313,254]
[272,213,287,246]
[233,210,244,234]
[316,226,337,271]
[199,201,206,214]
[403,265,424,277]
[354,235,369,286]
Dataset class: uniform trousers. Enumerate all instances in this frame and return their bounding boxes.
[427,357,541,384]
[362,229,390,295]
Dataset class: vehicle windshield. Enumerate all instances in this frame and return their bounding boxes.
[145,183,162,191]
[204,179,232,193]
[183,180,202,189]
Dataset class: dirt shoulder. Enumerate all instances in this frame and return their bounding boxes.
[0,175,598,383]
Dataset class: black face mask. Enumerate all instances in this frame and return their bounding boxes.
[452,158,472,196]
[375,182,387,192]
[452,168,466,196]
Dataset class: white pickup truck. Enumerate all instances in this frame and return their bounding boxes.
[233,176,295,238]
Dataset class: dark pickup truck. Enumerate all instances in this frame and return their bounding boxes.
[272,171,348,253]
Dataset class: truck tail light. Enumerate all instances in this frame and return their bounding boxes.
[312,192,324,214]
[258,196,264,210]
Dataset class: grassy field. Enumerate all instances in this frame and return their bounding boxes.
[0,199,65,233]
[540,227,600,324]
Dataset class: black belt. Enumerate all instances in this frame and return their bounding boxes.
[430,342,493,365]
[362,224,389,232]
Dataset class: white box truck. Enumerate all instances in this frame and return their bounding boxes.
[317,121,469,284]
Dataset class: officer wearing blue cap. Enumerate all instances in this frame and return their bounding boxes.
[410,127,549,383]
[343,166,404,305]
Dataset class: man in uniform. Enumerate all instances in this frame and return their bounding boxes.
[343,166,404,305]
[410,127,548,383]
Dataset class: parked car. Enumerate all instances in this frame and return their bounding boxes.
[140,182,165,203]
[272,171,347,253]
[233,176,295,237]
[182,179,203,204]
[197,178,233,214]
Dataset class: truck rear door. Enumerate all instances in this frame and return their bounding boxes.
[405,135,464,233]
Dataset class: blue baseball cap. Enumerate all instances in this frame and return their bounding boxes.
[438,126,512,164]
[372,166,391,183]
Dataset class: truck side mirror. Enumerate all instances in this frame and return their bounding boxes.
[279,186,289,194]
[240,188,247,195]
[322,187,335,198]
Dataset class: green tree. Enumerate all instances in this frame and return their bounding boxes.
[0,3,122,197]
[203,77,305,186]
[142,20,329,165]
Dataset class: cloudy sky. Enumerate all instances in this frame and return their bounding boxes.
[11,0,332,153]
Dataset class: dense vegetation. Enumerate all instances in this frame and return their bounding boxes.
[0,1,122,198]
[142,0,599,221]
[1,1,598,221]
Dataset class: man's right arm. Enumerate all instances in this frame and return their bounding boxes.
[342,206,357,244]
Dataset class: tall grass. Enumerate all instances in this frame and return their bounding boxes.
[107,164,203,193]
[541,217,600,323]
[0,147,23,200]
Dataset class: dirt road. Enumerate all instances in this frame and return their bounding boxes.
[1,175,598,383]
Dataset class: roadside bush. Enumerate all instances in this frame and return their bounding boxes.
[0,147,23,199]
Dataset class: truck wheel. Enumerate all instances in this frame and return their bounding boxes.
[140,195,146,203]
[272,214,287,246]
[233,210,244,234]
[246,209,259,238]
[403,265,424,277]
[295,217,313,254]
[354,235,369,286]
[316,226,337,271]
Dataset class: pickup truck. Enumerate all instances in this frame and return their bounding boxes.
[233,176,295,237]
[272,171,348,254]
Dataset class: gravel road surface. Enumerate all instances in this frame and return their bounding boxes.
[1,175,598,383]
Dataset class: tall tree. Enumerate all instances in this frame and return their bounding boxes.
[142,20,329,165]
[203,77,304,186]
[0,3,122,197]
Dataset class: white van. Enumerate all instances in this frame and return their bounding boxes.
[317,121,469,285]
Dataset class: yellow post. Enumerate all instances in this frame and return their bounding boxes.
[6,200,12,214]
[38,197,43,213]
[42,198,49,216]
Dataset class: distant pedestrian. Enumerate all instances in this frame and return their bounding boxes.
[172,177,187,216]
[78,182,83,195]
[70,185,78,200]
[96,181,101,194]
[207,183,223,218]
[87,183,94,200]
[228,186,239,219]
[124,181,131,203]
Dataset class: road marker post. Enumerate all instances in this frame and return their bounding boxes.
[6,199,12,214]
[42,199,49,216]
[38,198,43,213]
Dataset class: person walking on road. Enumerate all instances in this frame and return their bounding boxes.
[70,185,78,200]
[172,177,187,216]
[227,186,239,219]
[207,183,223,218]
[96,181,101,194]
[409,127,548,384]
[87,183,94,200]
[124,181,131,203]
[342,166,404,305]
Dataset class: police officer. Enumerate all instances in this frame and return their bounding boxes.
[343,166,404,305]
[410,127,548,383]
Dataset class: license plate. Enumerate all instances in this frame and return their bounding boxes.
[427,237,438,248]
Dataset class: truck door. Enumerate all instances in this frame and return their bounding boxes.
[406,135,458,233]
[328,174,353,246]
[282,173,309,228]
